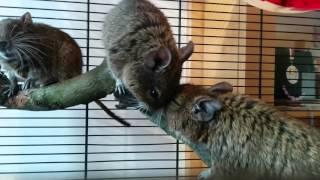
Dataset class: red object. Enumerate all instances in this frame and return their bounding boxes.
[265,0,320,10]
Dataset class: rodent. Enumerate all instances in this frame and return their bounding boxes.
[149,82,320,180]
[0,12,130,126]
[0,12,81,92]
[102,0,194,111]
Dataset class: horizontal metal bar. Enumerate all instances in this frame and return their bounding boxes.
[0,158,203,165]
[0,150,195,156]
[0,166,205,174]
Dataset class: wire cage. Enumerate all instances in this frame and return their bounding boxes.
[0,0,319,179]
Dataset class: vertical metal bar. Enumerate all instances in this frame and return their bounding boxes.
[237,0,241,93]
[259,10,264,98]
[84,0,90,179]
[176,1,182,179]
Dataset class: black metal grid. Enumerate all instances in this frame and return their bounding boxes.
[0,0,319,179]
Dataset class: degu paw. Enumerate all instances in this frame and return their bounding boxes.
[113,84,138,109]
[115,79,126,95]
[22,78,35,90]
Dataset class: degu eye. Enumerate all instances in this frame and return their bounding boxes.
[149,88,160,99]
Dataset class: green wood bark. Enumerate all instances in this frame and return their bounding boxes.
[4,61,114,110]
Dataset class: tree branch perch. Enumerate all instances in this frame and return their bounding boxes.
[3,61,114,110]
[0,61,211,166]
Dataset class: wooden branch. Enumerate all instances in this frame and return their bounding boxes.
[0,61,211,166]
[2,61,115,110]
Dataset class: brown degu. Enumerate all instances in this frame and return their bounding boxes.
[0,12,81,93]
[0,12,130,126]
[151,82,320,180]
[103,0,194,111]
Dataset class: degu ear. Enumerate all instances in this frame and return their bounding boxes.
[20,12,33,26]
[144,47,172,72]
[209,81,233,95]
[179,41,194,63]
[192,98,222,122]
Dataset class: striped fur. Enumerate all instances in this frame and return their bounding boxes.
[161,84,320,179]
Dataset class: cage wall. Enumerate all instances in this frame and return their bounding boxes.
[0,0,319,179]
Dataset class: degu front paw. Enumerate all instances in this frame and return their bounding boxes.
[113,88,138,109]
[115,79,126,95]
[22,78,35,90]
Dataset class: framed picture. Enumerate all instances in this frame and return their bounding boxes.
[274,47,317,106]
